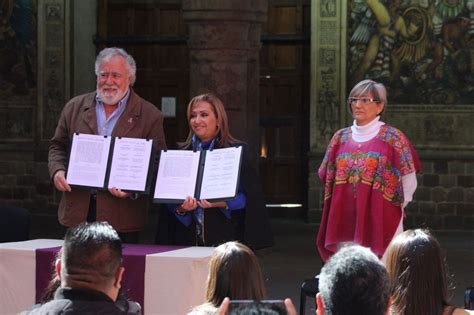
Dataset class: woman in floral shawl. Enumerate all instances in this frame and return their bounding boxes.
[317,79,421,262]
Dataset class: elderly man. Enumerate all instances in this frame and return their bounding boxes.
[48,47,166,243]
[24,222,140,314]
[316,244,391,315]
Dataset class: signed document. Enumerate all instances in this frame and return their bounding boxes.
[153,146,243,203]
[107,137,153,192]
[66,133,112,188]
[66,133,154,192]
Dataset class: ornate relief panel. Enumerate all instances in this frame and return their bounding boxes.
[310,0,346,150]
[37,0,69,142]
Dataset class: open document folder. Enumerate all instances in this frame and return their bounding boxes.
[66,133,154,193]
[153,146,243,203]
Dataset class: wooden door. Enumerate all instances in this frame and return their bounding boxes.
[97,0,311,218]
[97,0,189,148]
[260,1,310,218]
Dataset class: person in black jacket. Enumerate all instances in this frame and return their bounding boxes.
[156,93,273,249]
[23,222,141,314]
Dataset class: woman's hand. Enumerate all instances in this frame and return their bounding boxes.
[108,187,130,199]
[197,200,227,209]
[181,196,198,211]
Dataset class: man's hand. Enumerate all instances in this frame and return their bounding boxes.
[108,187,130,199]
[53,170,71,192]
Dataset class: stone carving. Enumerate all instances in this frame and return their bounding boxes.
[46,25,63,47]
[318,47,339,139]
[319,20,338,46]
[43,68,63,139]
[40,0,65,140]
[317,83,339,138]
[319,48,336,68]
[45,4,62,21]
[320,0,336,18]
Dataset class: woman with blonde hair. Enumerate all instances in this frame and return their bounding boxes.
[156,93,273,249]
[386,229,473,315]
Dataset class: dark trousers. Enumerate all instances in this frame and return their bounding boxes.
[87,194,139,244]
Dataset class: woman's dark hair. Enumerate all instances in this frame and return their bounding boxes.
[206,241,266,307]
[386,229,452,315]
[179,93,241,149]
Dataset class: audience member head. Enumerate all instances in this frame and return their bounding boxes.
[181,93,240,148]
[57,222,124,301]
[317,244,390,315]
[385,229,450,315]
[206,241,266,307]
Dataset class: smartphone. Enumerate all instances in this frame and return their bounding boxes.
[228,300,287,315]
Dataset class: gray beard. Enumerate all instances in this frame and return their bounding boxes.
[97,87,127,106]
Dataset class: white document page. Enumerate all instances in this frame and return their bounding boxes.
[107,137,153,191]
[199,146,242,200]
[154,150,200,200]
[66,133,111,188]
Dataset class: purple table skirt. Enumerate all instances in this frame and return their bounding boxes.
[36,244,186,313]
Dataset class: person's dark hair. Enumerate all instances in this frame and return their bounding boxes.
[318,244,390,315]
[179,93,242,149]
[206,241,266,307]
[348,79,387,116]
[39,275,60,304]
[39,249,62,304]
[61,222,122,290]
[386,229,452,315]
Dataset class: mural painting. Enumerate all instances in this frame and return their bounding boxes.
[0,0,36,101]
[0,0,36,141]
[348,0,473,104]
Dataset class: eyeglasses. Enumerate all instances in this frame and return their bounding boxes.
[348,97,380,105]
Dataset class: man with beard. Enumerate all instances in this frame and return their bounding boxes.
[48,47,166,243]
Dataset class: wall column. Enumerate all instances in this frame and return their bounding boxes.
[182,0,268,170]
[308,0,347,222]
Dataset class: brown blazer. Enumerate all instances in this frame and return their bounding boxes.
[48,90,166,232]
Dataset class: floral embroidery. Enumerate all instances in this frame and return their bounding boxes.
[327,151,403,203]
[320,125,416,206]
[377,126,417,175]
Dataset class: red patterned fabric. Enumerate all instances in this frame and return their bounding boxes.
[317,124,421,261]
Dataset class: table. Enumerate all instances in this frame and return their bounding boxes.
[0,239,214,315]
